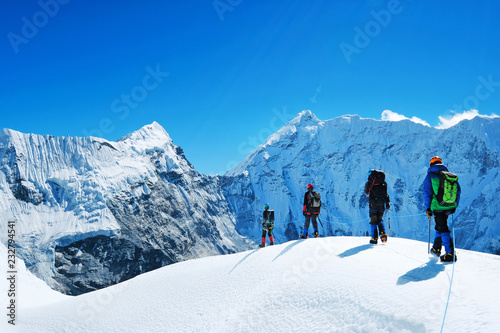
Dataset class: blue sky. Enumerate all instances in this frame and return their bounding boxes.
[1,1,500,174]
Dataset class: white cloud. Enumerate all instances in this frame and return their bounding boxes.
[381,110,431,127]
[436,109,500,129]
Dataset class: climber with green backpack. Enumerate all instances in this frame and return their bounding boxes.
[424,156,461,262]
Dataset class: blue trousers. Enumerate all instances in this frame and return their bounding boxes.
[370,222,386,239]
[434,231,453,254]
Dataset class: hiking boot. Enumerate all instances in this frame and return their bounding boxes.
[270,242,274,246]
[380,232,387,243]
[314,230,319,238]
[433,236,442,250]
[300,235,308,239]
[259,243,265,248]
[369,238,378,244]
[440,253,457,262]
[430,247,441,257]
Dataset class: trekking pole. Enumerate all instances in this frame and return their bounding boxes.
[317,216,324,228]
[428,219,431,254]
[451,213,455,260]
[426,211,434,254]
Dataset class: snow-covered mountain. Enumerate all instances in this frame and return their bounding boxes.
[4,237,500,332]
[2,111,499,296]
[0,122,251,295]
[223,111,500,254]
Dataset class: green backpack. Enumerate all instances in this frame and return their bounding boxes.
[436,171,459,207]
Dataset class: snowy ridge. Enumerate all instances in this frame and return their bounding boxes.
[224,111,500,254]
[6,236,500,332]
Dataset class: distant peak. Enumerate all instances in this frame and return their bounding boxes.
[279,111,322,130]
[255,110,323,149]
[118,122,171,143]
[295,110,320,123]
[140,121,167,135]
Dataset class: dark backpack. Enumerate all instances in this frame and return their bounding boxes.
[367,170,385,194]
[264,210,275,223]
[366,170,388,207]
[436,171,459,207]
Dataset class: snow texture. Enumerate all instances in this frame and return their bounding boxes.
[2,236,499,332]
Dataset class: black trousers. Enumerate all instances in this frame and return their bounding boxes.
[369,211,384,225]
[434,211,451,233]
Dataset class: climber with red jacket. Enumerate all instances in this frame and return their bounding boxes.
[300,184,321,239]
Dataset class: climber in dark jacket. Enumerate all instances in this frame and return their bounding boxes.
[364,170,390,244]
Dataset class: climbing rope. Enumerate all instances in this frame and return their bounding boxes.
[269,212,426,228]
[440,214,456,333]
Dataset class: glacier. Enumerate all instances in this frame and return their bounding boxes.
[1,111,499,295]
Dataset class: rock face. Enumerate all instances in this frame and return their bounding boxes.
[1,112,499,295]
[0,122,251,295]
[223,111,500,255]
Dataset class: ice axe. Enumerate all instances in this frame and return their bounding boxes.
[317,216,324,228]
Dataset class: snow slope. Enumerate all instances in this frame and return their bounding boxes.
[6,236,500,333]
[223,111,500,254]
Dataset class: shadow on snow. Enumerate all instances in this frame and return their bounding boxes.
[337,244,373,258]
[229,249,260,274]
[272,239,304,262]
[397,258,445,285]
